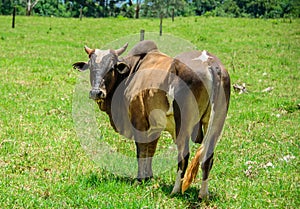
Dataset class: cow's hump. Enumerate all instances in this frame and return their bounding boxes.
[127,40,158,56]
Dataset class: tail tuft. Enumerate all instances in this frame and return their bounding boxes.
[181,145,204,193]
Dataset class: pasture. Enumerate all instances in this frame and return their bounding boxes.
[0,16,299,208]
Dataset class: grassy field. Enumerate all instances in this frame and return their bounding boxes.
[0,15,299,208]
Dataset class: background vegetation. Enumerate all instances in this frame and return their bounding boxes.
[0,15,299,208]
[1,0,300,18]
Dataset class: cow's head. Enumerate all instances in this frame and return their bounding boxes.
[72,43,129,102]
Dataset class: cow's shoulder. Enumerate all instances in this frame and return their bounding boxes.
[137,51,173,71]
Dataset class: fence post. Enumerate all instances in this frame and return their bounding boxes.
[172,8,174,22]
[159,14,163,36]
[79,8,83,21]
[140,29,145,41]
[12,6,16,29]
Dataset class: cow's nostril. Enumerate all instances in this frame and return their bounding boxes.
[89,89,106,100]
[89,90,100,99]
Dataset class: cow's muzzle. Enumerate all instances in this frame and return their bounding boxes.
[89,88,106,100]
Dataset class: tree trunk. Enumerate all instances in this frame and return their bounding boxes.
[26,0,31,16]
[135,0,140,19]
[26,0,39,16]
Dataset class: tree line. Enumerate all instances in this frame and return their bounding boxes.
[1,0,299,18]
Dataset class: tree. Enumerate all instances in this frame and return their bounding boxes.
[281,0,300,17]
[0,0,298,18]
[135,0,141,18]
[0,0,13,15]
[216,0,240,17]
[142,0,186,18]
[26,0,40,16]
[192,0,218,15]
[119,1,135,18]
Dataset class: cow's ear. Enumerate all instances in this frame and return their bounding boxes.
[116,61,130,74]
[72,62,89,72]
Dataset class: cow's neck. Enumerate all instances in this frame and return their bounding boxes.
[99,55,145,136]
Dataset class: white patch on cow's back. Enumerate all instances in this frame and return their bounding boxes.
[192,50,212,63]
[166,85,175,115]
[94,49,110,63]
[165,84,176,141]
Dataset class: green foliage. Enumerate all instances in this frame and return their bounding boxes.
[33,0,60,17]
[221,0,241,17]
[142,0,187,18]
[0,0,299,18]
[193,0,218,15]
[0,0,13,15]
[119,4,135,18]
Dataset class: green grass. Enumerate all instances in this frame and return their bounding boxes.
[0,16,299,208]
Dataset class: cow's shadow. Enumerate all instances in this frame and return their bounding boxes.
[159,182,219,208]
[83,172,218,207]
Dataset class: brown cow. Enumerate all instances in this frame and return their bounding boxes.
[72,40,230,199]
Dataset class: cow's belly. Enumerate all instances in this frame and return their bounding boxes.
[126,86,177,141]
[140,109,176,142]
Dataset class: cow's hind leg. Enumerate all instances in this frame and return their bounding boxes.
[191,121,204,144]
[171,136,189,195]
[199,152,214,199]
[135,138,159,181]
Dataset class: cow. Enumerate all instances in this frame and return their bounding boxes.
[72,40,230,199]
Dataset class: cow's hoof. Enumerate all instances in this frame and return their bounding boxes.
[198,192,209,201]
[170,185,181,196]
[137,176,153,183]
[170,170,182,196]
[134,176,154,187]
[170,191,179,197]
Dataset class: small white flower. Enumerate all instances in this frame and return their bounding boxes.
[262,87,274,92]
[264,162,274,168]
[280,155,296,162]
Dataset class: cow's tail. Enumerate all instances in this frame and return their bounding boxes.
[181,61,230,194]
[181,144,204,193]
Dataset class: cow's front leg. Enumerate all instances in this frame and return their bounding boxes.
[135,139,159,181]
[171,136,189,195]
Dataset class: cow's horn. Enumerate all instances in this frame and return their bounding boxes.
[115,43,128,56]
[84,45,93,55]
